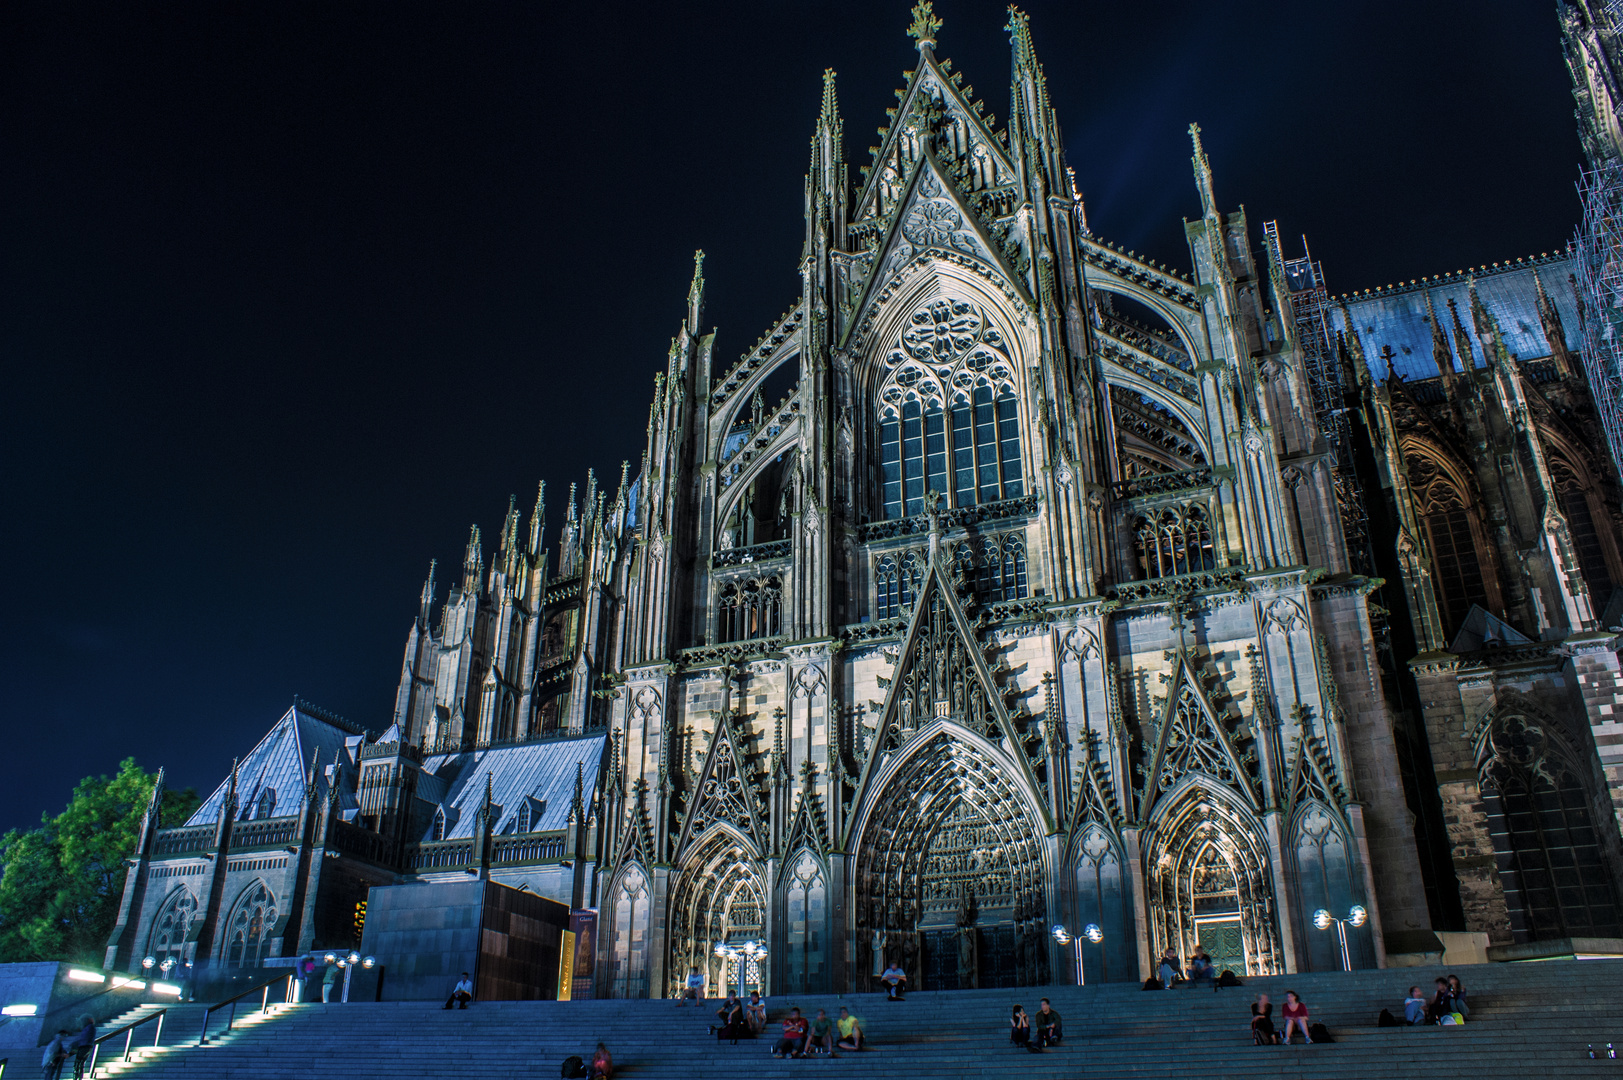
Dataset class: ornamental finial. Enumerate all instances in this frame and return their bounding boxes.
[906,1,941,49]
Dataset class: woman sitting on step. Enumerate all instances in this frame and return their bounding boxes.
[1280,991,1310,1045]
[1009,1005,1031,1048]
[1250,993,1277,1045]
[1447,975,1469,1020]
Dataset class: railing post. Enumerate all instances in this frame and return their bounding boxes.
[154,1010,165,1049]
[123,1027,133,1062]
[199,1005,211,1045]
[88,1043,100,1079]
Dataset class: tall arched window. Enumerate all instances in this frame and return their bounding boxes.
[611,865,651,998]
[1132,505,1216,579]
[1479,712,1622,941]
[717,576,783,643]
[432,807,447,841]
[1552,458,1616,606]
[1408,455,1490,638]
[877,297,1023,520]
[148,889,197,968]
[782,850,827,993]
[225,881,277,968]
[875,556,900,620]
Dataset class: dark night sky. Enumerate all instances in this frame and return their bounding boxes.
[0,1,1582,832]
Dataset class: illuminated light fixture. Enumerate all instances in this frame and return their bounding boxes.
[152,983,182,996]
[1083,924,1104,944]
[1348,905,1368,928]
[1313,908,1333,931]
[362,956,376,970]
[1050,924,1071,945]
[159,958,177,974]
[323,953,337,964]
[2,1004,38,1017]
[67,970,106,984]
[110,978,147,990]
[347,952,360,966]
[141,956,157,970]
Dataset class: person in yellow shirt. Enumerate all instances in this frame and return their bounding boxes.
[836,1006,864,1051]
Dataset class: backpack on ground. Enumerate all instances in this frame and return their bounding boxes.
[560,1055,589,1078]
[1216,970,1242,987]
[1378,1008,1400,1028]
[1308,1022,1334,1044]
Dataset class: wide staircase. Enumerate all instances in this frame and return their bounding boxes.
[77,959,1623,1079]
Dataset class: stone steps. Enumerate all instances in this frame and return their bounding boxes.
[86,959,1623,1080]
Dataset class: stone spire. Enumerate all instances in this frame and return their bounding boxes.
[461,524,483,591]
[686,250,705,337]
[1189,122,1217,218]
[527,481,546,557]
[1534,268,1577,378]
[418,559,437,626]
[1423,289,1459,391]
[906,0,941,51]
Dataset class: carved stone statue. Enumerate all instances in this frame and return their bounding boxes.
[955,924,977,989]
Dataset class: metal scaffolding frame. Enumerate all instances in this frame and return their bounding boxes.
[1573,160,1623,487]
[1263,220,1373,577]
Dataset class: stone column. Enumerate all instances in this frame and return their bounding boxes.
[1566,632,1623,837]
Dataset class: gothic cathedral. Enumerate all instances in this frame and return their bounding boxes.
[108,4,1623,997]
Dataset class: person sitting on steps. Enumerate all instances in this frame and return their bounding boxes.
[880,960,908,1000]
[1280,990,1310,1045]
[1425,977,1453,1024]
[807,1008,836,1056]
[1251,993,1276,1045]
[1031,998,1063,1050]
[1009,1005,1031,1049]
[590,1043,613,1080]
[836,1007,864,1052]
[711,994,745,1042]
[1157,946,1183,988]
[1404,986,1427,1026]
[746,990,768,1035]
[443,972,474,1010]
[1447,974,1469,1020]
[773,1007,810,1058]
[677,966,704,1006]
[1188,946,1215,987]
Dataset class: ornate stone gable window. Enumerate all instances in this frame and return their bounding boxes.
[878,297,1023,519]
[1406,454,1493,638]
[225,880,277,968]
[716,574,783,643]
[1131,504,1216,580]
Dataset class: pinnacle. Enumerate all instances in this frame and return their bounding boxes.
[906,0,941,50]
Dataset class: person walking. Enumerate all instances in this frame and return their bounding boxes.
[443,972,474,1010]
[41,1028,70,1080]
[67,1017,96,1080]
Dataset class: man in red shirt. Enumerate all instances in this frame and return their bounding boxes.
[773,1007,810,1058]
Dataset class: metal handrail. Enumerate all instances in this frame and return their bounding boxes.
[0,1055,8,1078]
[199,972,293,1045]
[84,1008,166,1079]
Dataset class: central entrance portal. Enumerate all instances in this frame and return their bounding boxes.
[852,729,1050,991]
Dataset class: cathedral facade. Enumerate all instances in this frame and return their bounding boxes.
[109,3,1623,997]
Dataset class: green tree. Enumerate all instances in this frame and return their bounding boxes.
[0,759,199,964]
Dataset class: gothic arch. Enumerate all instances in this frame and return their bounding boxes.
[146,886,198,966]
[1472,702,1623,941]
[1143,780,1282,977]
[1287,800,1374,970]
[606,862,652,998]
[222,879,277,968]
[1101,376,1211,466]
[711,349,803,459]
[1085,277,1205,366]
[1547,451,1621,604]
[666,830,767,998]
[1400,440,1502,637]
[1068,822,1135,982]
[848,721,1052,989]
[778,847,830,994]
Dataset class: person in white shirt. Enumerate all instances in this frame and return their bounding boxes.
[443,972,474,1010]
[677,966,704,1006]
[42,1028,71,1080]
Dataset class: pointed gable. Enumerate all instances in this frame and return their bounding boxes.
[185,706,357,825]
[676,712,768,856]
[1141,652,1259,817]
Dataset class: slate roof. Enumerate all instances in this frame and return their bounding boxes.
[418,733,606,841]
[185,706,359,825]
[1326,256,1579,384]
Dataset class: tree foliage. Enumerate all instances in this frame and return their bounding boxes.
[0,759,199,964]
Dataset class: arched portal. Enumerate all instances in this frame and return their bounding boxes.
[667,831,767,999]
[607,864,651,999]
[1144,784,1282,976]
[852,728,1049,991]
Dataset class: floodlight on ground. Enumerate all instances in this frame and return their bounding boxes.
[2,1004,38,1017]
[67,970,106,983]
[152,983,182,996]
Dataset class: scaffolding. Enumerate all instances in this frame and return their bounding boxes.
[1572,160,1623,487]
[1263,220,1373,577]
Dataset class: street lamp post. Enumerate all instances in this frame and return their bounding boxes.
[713,940,768,999]
[1051,924,1104,985]
[1312,905,1367,971]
